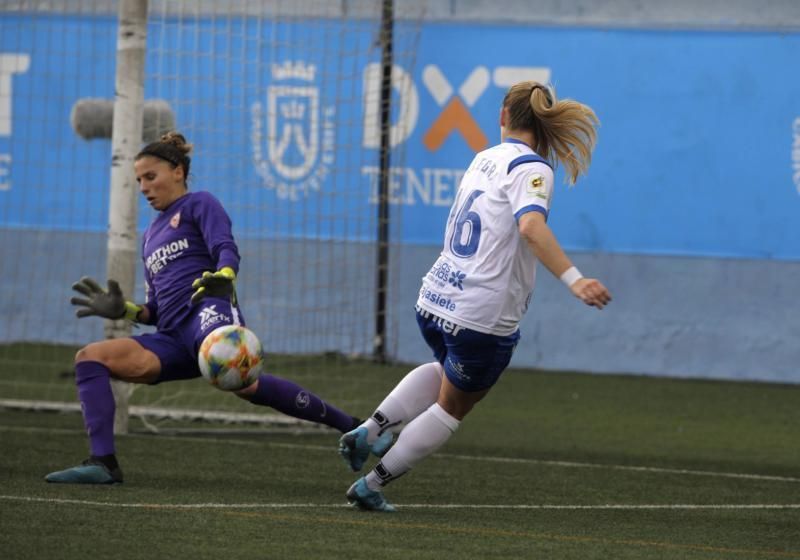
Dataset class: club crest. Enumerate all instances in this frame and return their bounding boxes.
[251,61,335,200]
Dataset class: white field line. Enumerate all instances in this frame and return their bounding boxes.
[437,453,800,483]
[0,399,322,427]
[2,495,799,511]
[3,424,798,484]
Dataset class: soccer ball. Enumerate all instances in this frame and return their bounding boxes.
[198,325,264,391]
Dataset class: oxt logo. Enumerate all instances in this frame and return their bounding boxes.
[363,64,551,152]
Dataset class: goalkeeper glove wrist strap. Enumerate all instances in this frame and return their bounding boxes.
[124,301,143,322]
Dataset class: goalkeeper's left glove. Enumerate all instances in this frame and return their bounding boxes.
[70,277,142,321]
[190,266,236,305]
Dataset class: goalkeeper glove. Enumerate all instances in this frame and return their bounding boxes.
[70,277,142,321]
[190,266,236,305]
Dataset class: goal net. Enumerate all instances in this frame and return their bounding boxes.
[0,0,420,430]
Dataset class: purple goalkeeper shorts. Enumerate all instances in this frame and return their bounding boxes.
[132,297,245,384]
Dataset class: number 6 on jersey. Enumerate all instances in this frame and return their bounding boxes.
[449,190,485,258]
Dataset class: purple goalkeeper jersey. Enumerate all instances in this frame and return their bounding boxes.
[141,191,240,329]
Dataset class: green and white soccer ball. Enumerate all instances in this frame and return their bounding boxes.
[198,325,264,391]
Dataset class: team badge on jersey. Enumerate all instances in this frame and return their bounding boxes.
[526,173,545,191]
[169,211,181,228]
[526,173,548,199]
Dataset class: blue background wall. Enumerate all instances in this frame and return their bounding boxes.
[1,11,798,382]
[4,17,800,257]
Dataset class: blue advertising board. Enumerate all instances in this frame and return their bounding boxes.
[2,15,799,259]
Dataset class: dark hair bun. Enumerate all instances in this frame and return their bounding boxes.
[159,131,193,156]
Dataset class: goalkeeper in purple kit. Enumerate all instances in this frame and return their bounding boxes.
[46,132,360,485]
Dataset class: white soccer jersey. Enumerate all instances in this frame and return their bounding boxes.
[417,139,555,336]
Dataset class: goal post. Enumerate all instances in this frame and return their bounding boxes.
[105,0,147,434]
[0,0,420,430]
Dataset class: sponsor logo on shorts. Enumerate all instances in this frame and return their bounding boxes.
[295,391,310,409]
[447,356,470,382]
[198,305,230,331]
[415,304,464,336]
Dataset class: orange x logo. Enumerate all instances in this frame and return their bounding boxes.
[421,65,488,152]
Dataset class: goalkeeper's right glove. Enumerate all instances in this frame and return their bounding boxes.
[70,276,142,321]
[190,267,236,305]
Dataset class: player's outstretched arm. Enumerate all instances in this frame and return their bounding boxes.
[70,277,144,320]
[190,266,236,305]
[518,212,612,310]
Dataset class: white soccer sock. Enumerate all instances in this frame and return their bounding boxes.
[363,361,444,443]
[365,402,460,490]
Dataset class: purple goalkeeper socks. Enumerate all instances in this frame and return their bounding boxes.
[75,360,116,457]
[250,374,355,433]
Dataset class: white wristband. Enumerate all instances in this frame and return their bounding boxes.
[559,266,583,288]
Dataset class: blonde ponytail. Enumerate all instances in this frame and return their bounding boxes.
[504,82,598,185]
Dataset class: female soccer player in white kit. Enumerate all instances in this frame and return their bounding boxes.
[338,81,612,511]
